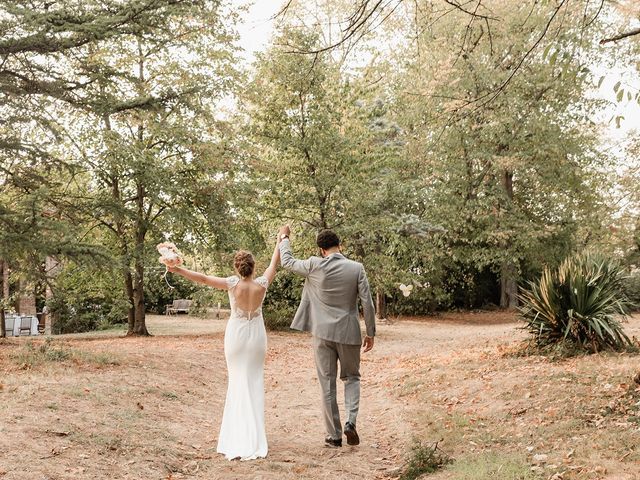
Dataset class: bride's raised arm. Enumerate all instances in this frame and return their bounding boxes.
[262,237,281,285]
[167,265,229,290]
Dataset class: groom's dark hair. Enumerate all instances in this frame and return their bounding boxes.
[316,229,340,249]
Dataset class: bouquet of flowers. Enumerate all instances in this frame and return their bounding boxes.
[157,242,183,288]
[157,242,183,267]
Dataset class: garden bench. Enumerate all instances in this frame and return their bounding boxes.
[165,299,192,315]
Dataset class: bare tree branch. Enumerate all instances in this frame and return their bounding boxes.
[453,0,492,66]
[584,0,605,28]
[276,0,610,120]
[284,0,387,54]
[600,27,640,45]
[443,0,498,21]
[519,0,540,28]
[456,0,568,115]
[278,0,505,55]
[272,0,295,20]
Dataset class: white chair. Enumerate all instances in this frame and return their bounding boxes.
[4,316,15,337]
[19,316,31,335]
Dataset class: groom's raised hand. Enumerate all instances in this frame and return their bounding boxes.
[362,335,374,353]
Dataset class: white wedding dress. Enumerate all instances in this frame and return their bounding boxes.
[216,275,269,460]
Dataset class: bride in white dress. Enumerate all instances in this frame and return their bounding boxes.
[168,240,280,460]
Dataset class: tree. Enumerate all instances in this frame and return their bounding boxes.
[0,0,213,205]
[246,29,366,232]
[276,0,618,114]
[0,0,227,335]
[246,27,411,279]
[389,0,610,308]
[54,2,241,335]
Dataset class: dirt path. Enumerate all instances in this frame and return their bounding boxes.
[1,312,638,480]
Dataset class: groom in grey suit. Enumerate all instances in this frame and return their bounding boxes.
[278,226,376,447]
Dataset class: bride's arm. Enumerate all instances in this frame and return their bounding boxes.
[262,238,281,284]
[167,266,228,290]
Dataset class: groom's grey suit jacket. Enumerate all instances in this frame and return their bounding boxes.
[279,239,376,346]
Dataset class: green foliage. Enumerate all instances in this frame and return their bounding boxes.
[2,0,636,323]
[262,272,304,331]
[519,252,633,352]
[245,26,422,304]
[622,269,640,310]
[0,0,220,288]
[387,0,611,308]
[70,5,240,334]
[387,280,451,316]
[1,0,242,336]
[400,441,452,480]
[47,262,128,334]
[188,285,229,318]
[144,265,200,315]
[247,28,381,231]
[241,2,620,314]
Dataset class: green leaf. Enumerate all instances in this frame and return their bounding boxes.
[519,252,632,350]
[615,115,624,128]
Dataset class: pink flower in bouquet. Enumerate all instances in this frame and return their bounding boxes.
[157,242,183,268]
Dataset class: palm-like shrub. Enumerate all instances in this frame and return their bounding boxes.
[519,253,634,352]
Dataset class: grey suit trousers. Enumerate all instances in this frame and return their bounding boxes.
[313,336,361,440]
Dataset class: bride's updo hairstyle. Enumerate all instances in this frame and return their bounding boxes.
[234,250,255,279]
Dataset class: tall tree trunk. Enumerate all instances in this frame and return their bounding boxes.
[634,217,640,259]
[44,257,59,335]
[103,108,139,334]
[127,170,149,335]
[126,39,150,336]
[0,260,6,338]
[499,169,518,309]
[2,259,8,299]
[500,262,518,309]
[375,289,387,320]
[130,259,149,336]
[127,227,149,336]
[124,269,135,333]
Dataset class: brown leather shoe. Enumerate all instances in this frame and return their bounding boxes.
[344,422,360,446]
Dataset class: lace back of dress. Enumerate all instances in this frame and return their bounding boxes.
[227,276,267,321]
